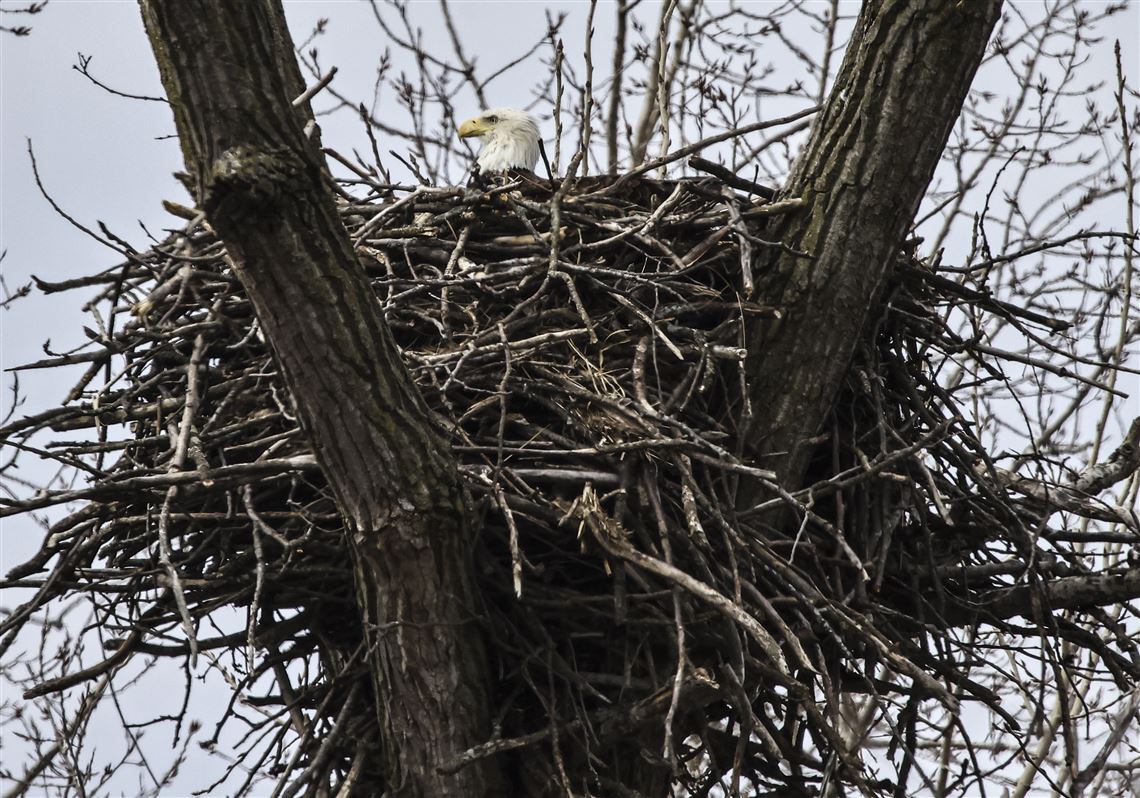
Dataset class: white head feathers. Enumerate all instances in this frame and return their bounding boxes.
[457,107,541,173]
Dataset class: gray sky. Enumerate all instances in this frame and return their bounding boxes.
[1,2,1138,795]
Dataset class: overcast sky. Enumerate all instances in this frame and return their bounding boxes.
[1,2,1138,795]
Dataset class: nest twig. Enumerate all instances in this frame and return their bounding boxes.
[3,175,1137,796]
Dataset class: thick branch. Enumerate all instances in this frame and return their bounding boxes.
[974,570,1140,623]
[743,0,1004,490]
[137,2,502,794]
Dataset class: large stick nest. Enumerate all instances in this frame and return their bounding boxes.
[4,173,1137,795]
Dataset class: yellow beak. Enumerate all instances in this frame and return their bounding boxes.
[458,117,487,138]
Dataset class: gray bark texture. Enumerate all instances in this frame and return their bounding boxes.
[743,0,1004,493]
[137,1,505,795]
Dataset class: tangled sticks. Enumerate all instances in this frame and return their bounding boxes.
[3,175,1137,795]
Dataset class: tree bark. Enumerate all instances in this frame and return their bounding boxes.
[743,0,1004,492]
[137,2,504,794]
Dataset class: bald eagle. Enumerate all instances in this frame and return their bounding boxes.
[458,107,541,174]
[456,107,778,208]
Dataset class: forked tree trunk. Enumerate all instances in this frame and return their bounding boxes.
[138,2,505,794]
[138,0,1004,794]
[743,0,1004,494]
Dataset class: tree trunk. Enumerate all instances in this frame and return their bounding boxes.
[137,2,504,794]
[743,0,1004,492]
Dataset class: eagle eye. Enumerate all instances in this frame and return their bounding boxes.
[486,115,499,124]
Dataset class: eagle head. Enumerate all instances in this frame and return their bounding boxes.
[458,107,541,173]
